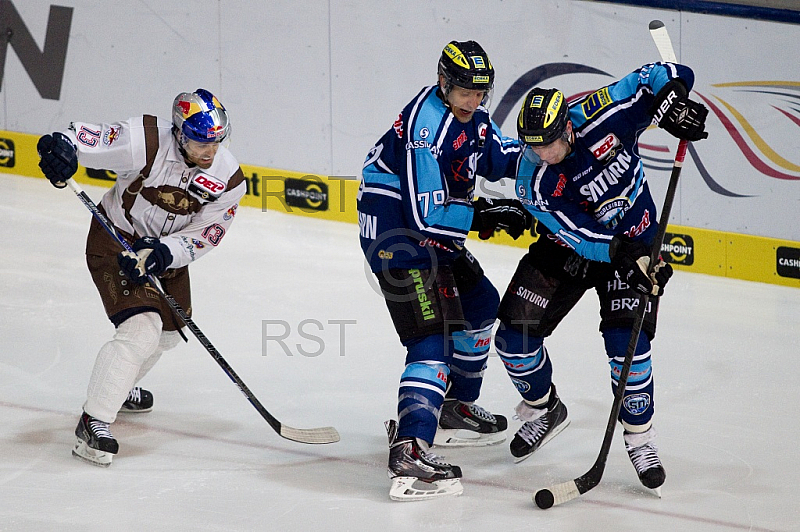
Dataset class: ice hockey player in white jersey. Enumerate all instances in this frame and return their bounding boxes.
[37,89,246,467]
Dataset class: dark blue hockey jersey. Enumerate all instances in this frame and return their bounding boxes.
[516,62,696,262]
[358,85,520,272]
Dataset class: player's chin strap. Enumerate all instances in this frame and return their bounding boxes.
[65,178,340,445]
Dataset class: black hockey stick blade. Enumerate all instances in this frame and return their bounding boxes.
[534,139,689,509]
[66,178,340,445]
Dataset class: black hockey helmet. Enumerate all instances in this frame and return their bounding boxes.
[517,88,569,146]
[438,40,494,95]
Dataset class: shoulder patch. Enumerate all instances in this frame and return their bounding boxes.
[581,87,613,120]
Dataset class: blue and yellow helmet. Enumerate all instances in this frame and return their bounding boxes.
[172,89,230,143]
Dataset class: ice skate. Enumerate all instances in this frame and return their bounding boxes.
[624,427,666,496]
[119,386,153,413]
[509,385,569,462]
[385,420,463,501]
[72,412,119,467]
[434,399,507,447]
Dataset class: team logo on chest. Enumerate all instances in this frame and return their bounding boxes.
[142,185,199,215]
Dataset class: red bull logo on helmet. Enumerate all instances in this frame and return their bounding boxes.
[178,100,204,119]
[206,125,225,139]
[178,99,212,119]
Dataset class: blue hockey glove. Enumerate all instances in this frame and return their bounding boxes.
[651,80,708,142]
[471,197,533,240]
[37,132,78,188]
[609,234,672,296]
[117,237,173,285]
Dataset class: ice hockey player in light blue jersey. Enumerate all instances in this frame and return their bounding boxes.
[358,40,531,501]
[516,62,706,260]
[495,62,708,495]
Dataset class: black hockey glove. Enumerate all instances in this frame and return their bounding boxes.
[609,234,673,296]
[37,132,78,189]
[117,237,173,285]
[650,258,673,297]
[471,197,533,240]
[651,80,709,142]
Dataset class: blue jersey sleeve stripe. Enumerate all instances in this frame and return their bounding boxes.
[403,88,471,240]
[362,166,401,190]
[402,87,440,232]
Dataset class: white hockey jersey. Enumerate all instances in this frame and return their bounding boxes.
[64,115,246,269]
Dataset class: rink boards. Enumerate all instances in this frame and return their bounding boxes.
[2,129,798,288]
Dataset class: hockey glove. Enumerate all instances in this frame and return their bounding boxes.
[651,80,709,142]
[650,258,673,297]
[37,132,78,189]
[609,234,672,296]
[471,197,533,240]
[117,237,173,285]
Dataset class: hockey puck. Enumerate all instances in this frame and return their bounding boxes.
[534,489,554,509]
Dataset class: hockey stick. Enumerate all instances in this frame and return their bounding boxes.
[649,19,678,63]
[533,20,685,508]
[66,178,340,445]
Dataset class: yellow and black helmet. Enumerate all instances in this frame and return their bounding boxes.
[438,40,494,93]
[517,88,569,146]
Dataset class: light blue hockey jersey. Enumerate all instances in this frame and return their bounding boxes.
[359,85,520,271]
[516,62,696,262]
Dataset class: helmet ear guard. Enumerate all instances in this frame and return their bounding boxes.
[172,89,231,145]
[517,88,569,146]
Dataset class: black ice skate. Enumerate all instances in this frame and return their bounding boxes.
[119,386,153,413]
[509,385,570,462]
[434,399,508,447]
[385,419,463,501]
[72,412,119,467]
[624,427,666,496]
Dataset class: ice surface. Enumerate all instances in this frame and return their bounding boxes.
[2,174,798,531]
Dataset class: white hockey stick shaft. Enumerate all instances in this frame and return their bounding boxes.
[649,20,678,62]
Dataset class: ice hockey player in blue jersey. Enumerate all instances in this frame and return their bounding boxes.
[495,62,708,495]
[358,40,532,501]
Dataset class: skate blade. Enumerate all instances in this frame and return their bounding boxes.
[389,476,463,501]
[118,406,152,414]
[433,428,506,448]
[513,419,571,463]
[72,439,114,467]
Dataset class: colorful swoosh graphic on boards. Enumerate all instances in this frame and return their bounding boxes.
[499,66,800,198]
